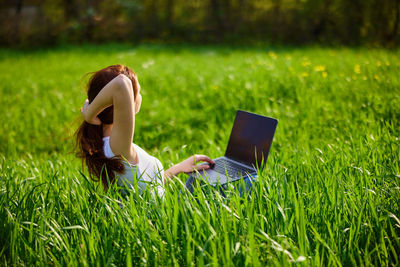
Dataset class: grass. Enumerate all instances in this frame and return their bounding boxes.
[0,43,399,266]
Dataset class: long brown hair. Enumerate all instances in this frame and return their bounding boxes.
[75,65,139,191]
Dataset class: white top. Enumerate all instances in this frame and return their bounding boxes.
[102,136,165,199]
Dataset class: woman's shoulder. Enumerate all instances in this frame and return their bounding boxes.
[133,144,163,170]
[103,136,162,169]
[133,144,161,163]
[103,136,143,159]
[132,143,147,156]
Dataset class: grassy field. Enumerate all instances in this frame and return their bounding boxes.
[0,44,399,266]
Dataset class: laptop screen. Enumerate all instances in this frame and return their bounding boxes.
[224,110,278,168]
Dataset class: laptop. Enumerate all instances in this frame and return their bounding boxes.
[193,110,278,185]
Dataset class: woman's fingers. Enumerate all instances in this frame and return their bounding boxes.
[81,99,101,125]
[179,154,215,173]
[194,154,215,164]
[193,154,215,171]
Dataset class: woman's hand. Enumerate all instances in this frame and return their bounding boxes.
[177,154,215,173]
[163,154,215,183]
[81,99,101,125]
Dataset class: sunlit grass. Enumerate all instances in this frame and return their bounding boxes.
[0,44,399,265]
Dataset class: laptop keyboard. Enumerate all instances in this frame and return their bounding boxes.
[212,158,255,178]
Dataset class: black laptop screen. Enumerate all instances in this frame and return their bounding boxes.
[224,111,278,168]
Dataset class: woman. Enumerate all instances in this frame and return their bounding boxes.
[76,65,214,198]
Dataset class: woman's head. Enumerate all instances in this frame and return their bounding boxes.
[75,64,139,190]
[88,65,140,124]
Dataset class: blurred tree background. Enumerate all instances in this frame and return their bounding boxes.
[0,0,399,47]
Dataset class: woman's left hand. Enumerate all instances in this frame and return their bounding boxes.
[178,154,215,173]
[163,154,215,183]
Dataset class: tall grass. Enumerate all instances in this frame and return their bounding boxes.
[0,44,399,265]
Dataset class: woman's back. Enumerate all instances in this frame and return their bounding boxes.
[103,136,164,198]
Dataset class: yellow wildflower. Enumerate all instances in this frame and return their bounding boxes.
[302,61,311,67]
[385,61,390,66]
[314,65,326,72]
[322,72,328,78]
[374,74,379,80]
[354,64,361,74]
[377,61,382,67]
[363,76,367,80]
[301,72,309,77]
[268,51,277,59]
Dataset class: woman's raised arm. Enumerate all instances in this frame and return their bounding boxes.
[81,74,137,163]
